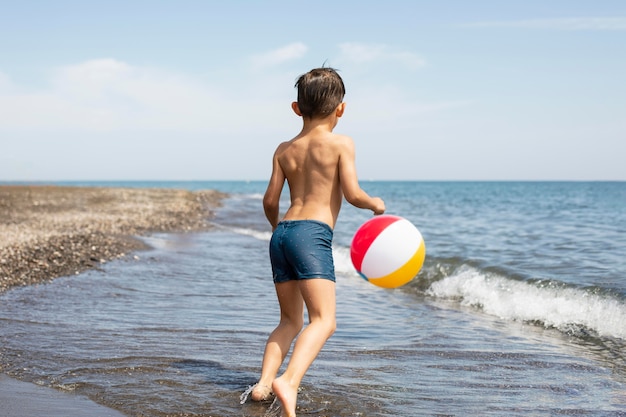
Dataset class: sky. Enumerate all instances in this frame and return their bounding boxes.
[1,1,625,181]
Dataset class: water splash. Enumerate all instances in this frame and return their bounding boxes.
[239,384,255,404]
[240,385,280,416]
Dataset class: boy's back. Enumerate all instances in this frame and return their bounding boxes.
[275,122,348,229]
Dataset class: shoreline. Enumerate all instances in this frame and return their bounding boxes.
[0,185,226,294]
[0,184,226,416]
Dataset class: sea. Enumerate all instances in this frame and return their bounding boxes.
[0,181,625,417]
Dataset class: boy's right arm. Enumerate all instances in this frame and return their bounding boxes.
[263,147,286,229]
[338,136,385,215]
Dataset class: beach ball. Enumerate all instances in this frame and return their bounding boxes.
[350,215,426,288]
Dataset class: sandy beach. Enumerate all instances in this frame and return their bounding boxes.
[0,184,225,416]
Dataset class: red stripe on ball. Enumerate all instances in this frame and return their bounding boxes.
[350,215,403,272]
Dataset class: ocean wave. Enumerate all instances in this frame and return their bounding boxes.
[223,192,264,200]
[426,265,626,340]
[219,223,626,343]
[227,226,272,241]
[333,245,360,276]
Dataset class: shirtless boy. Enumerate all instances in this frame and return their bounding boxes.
[251,67,385,417]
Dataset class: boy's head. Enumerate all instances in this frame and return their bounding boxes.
[295,67,345,119]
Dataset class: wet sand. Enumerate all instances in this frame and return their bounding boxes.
[0,184,225,416]
[0,374,127,417]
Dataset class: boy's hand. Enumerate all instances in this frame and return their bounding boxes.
[371,197,385,215]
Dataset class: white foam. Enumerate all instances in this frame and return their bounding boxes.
[208,222,273,241]
[230,227,272,241]
[426,266,626,340]
[333,245,360,277]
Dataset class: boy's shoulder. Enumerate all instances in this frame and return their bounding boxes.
[312,131,353,145]
[275,131,354,157]
[326,132,354,149]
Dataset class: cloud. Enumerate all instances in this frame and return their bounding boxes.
[250,42,308,68]
[0,50,452,138]
[338,43,426,70]
[467,17,626,31]
[345,86,472,128]
[0,59,234,132]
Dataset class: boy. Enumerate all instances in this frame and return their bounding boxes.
[252,67,385,417]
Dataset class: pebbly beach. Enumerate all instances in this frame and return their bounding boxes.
[0,185,225,294]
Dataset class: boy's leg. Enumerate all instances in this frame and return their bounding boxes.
[272,278,336,417]
[252,281,304,401]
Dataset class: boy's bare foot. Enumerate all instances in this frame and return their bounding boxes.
[251,383,273,402]
[272,376,298,417]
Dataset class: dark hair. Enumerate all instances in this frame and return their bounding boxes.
[295,67,346,119]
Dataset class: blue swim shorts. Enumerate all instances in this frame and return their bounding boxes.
[269,220,336,283]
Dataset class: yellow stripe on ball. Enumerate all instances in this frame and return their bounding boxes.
[367,240,426,289]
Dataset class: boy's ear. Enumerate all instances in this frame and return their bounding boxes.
[292,102,302,116]
[336,102,346,118]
